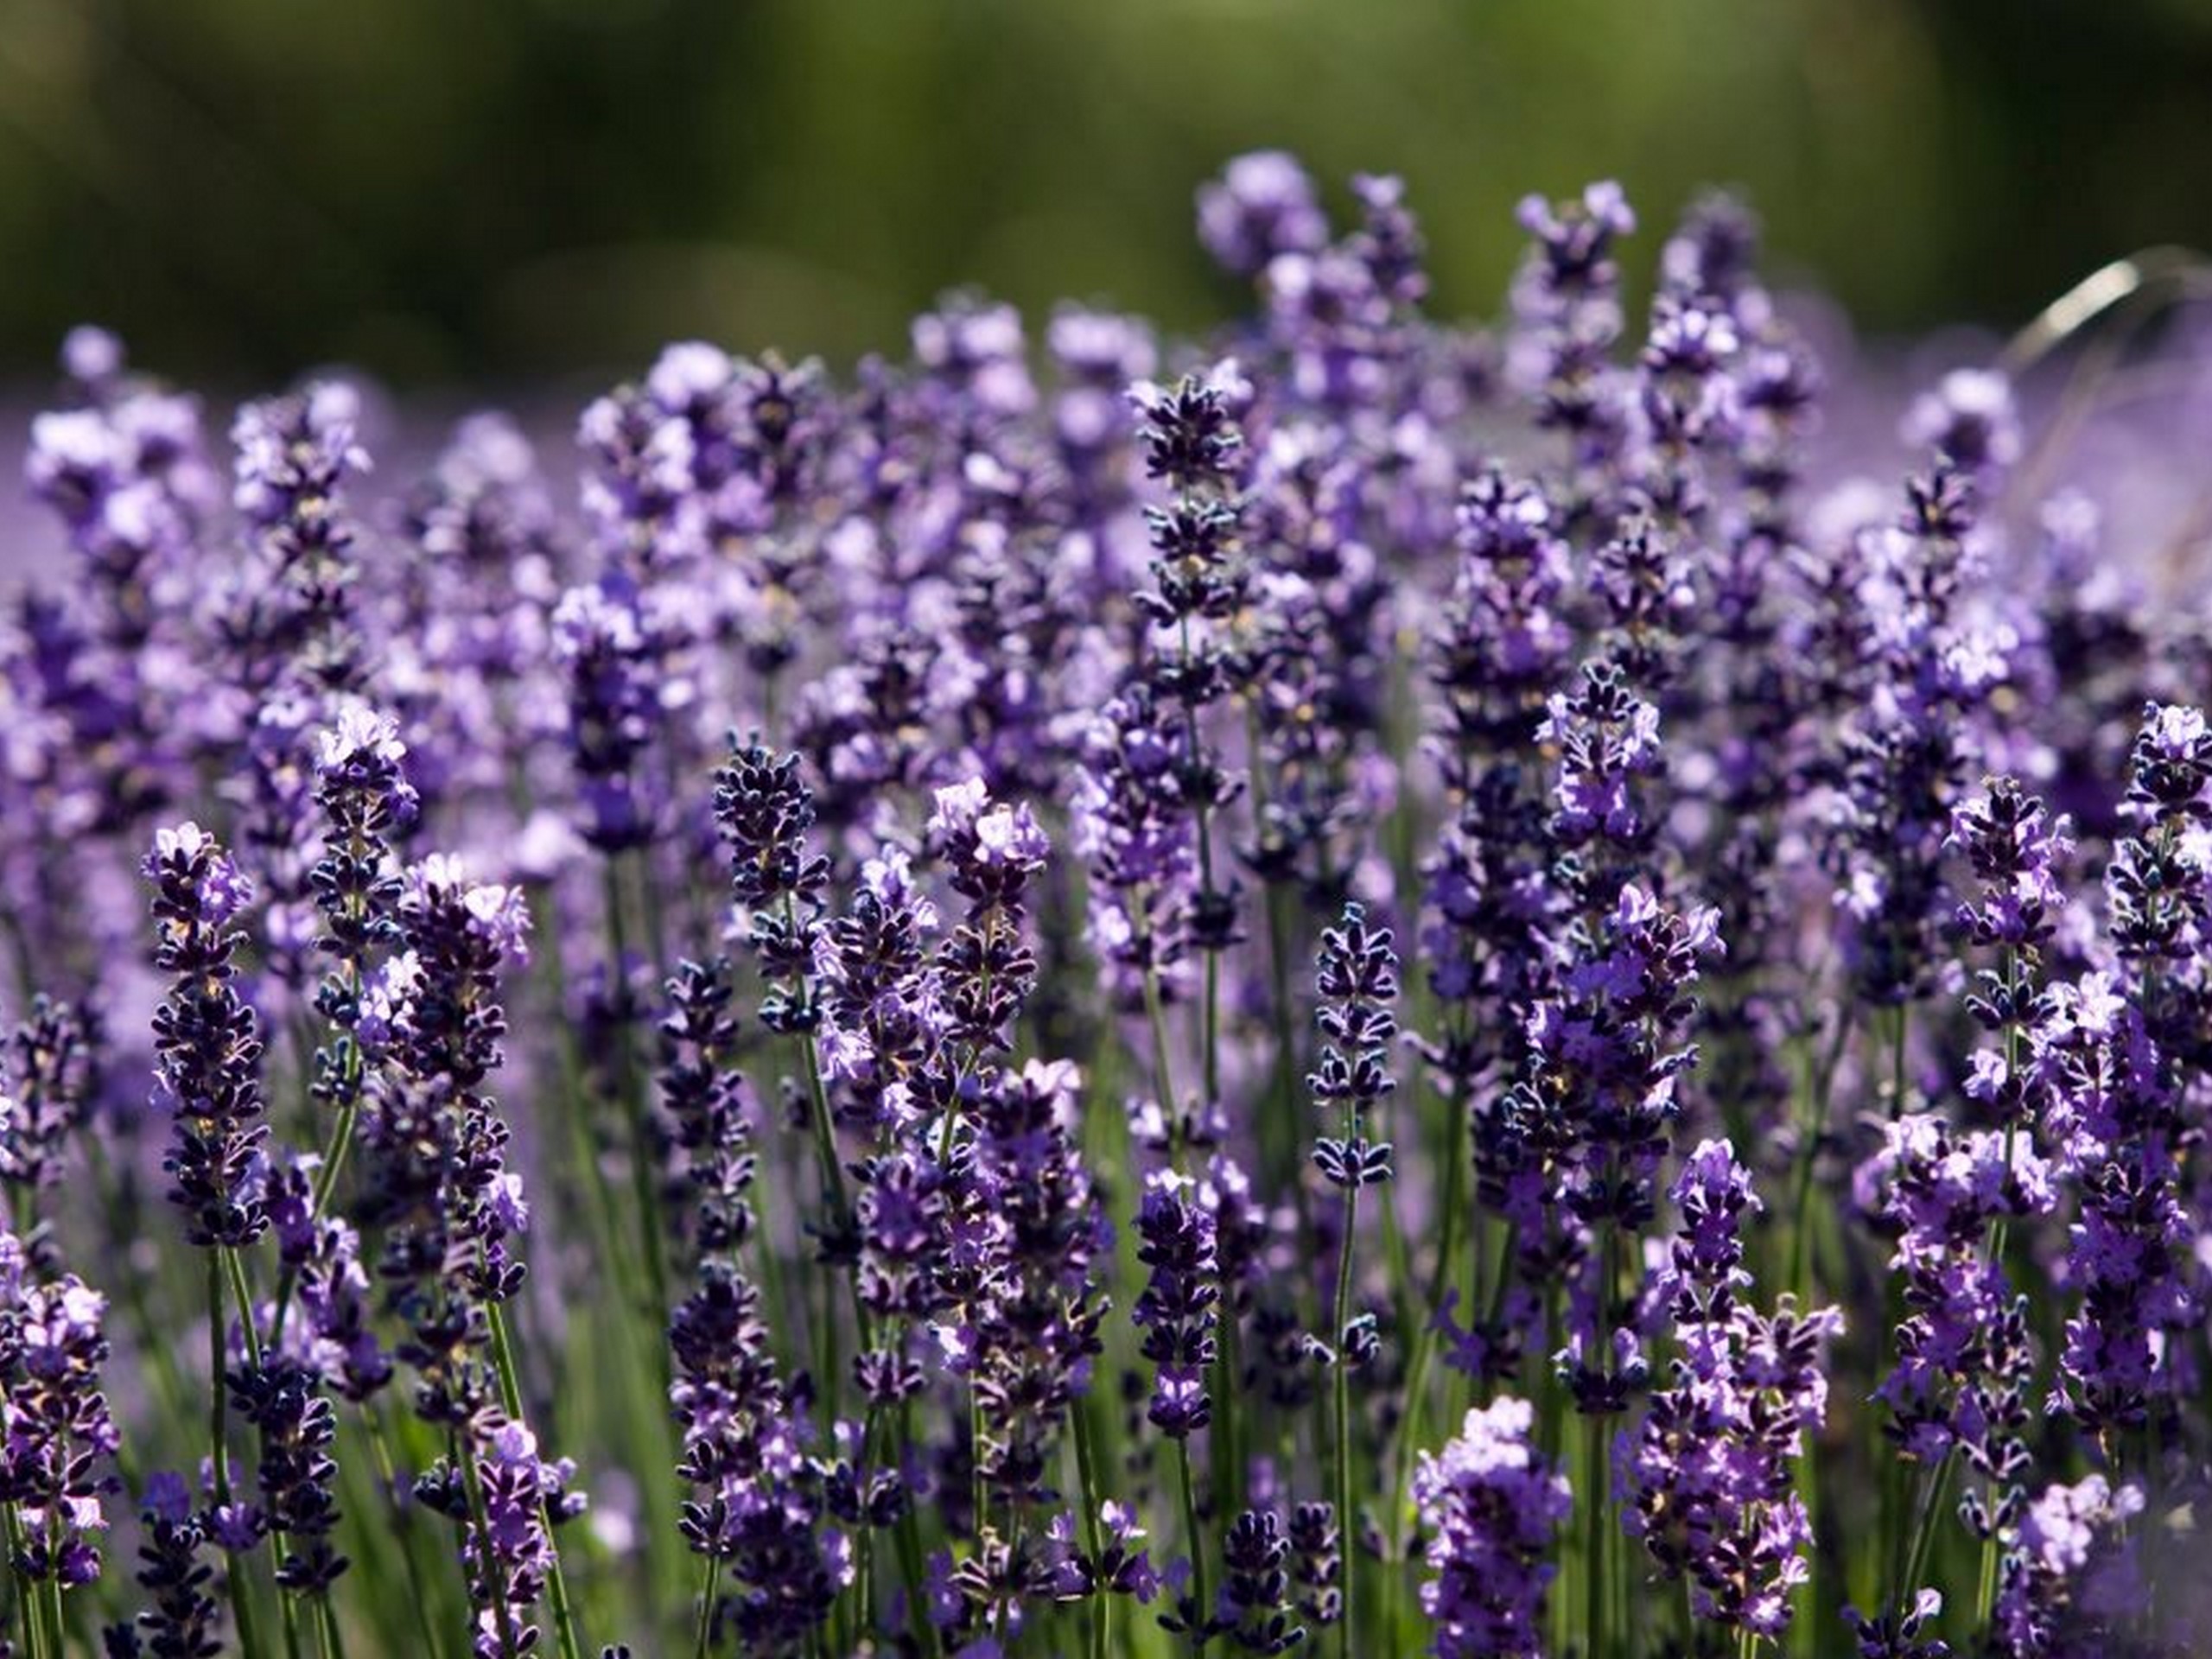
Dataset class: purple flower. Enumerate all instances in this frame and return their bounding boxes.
[912,296,1035,421]
[713,740,832,1035]
[1219,1509,1305,1655]
[228,1355,346,1595]
[266,1158,388,1402]
[1510,181,1637,480]
[1198,151,1330,280]
[657,957,760,1268]
[1414,1396,1570,1658]
[1536,662,1664,857]
[1310,901,1398,1192]
[1057,1500,1161,1605]
[1844,1590,1951,1659]
[143,822,269,1249]
[552,580,669,853]
[1995,1476,2147,1656]
[1863,1111,2047,1476]
[1903,368,2020,482]
[1948,778,2071,954]
[0,997,99,1198]
[0,1229,122,1588]
[1131,1172,1219,1440]
[414,1415,585,1659]
[110,1473,222,1656]
[1625,1141,1839,1641]
[226,384,373,704]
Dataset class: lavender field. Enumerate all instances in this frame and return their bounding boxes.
[4,154,2212,1658]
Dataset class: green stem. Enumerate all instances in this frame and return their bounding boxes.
[1976,1525,2002,1643]
[37,1568,63,1659]
[1894,1448,1958,1629]
[605,860,675,1363]
[1585,1202,1615,1659]
[1585,1414,1608,1659]
[308,940,367,1224]
[1073,1400,1110,1659]
[780,892,874,1406]
[362,1404,444,1659]
[225,1249,264,1369]
[487,1303,584,1659]
[1332,1179,1360,1659]
[1971,948,2026,1636]
[526,883,644,1338]
[1386,1085,1469,1643]
[1175,1437,1209,1651]
[1177,611,1222,1120]
[895,1401,942,1659]
[1785,1005,1853,1296]
[4,1503,45,1659]
[853,1404,881,1641]
[695,1554,721,1659]
[208,1251,266,1659]
[1141,950,1182,1170]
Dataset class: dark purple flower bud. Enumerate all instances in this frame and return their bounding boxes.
[1132,1172,1219,1440]
[1535,662,1664,857]
[657,958,760,1264]
[1664,1138,1761,1313]
[1310,902,1398,1191]
[1510,181,1636,472]
[143,823,269,1249]
[1288,1502,1340,1628]
[1052,1501,1162,1605]
[228,1356,347,1595]
[1844,1589,1950,1659]
[114,1476,223,1659]
[1948,778,2070,953]
[713,740,832,1035]
[1219,1509,1305,1655]
[432,1415,582,1658]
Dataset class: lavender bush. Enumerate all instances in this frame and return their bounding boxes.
[3,154,2211,1659]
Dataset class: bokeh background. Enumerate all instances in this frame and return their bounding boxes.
[2,0,2211,393]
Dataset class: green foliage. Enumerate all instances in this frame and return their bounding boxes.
[0,0,2209,386]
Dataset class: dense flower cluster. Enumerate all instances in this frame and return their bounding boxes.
[1414,1398,1571,1659]
[3,154,2212,1659]
[1624,1140,1840,1640]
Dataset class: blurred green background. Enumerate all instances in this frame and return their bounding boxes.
[2,0,2210,392]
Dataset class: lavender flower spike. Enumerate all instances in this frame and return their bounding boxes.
[1414,1396,1570,1659]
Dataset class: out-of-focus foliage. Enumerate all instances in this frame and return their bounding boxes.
[0,0,2208,387]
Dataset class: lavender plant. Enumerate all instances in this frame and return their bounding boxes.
[3,154,2212,1659]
